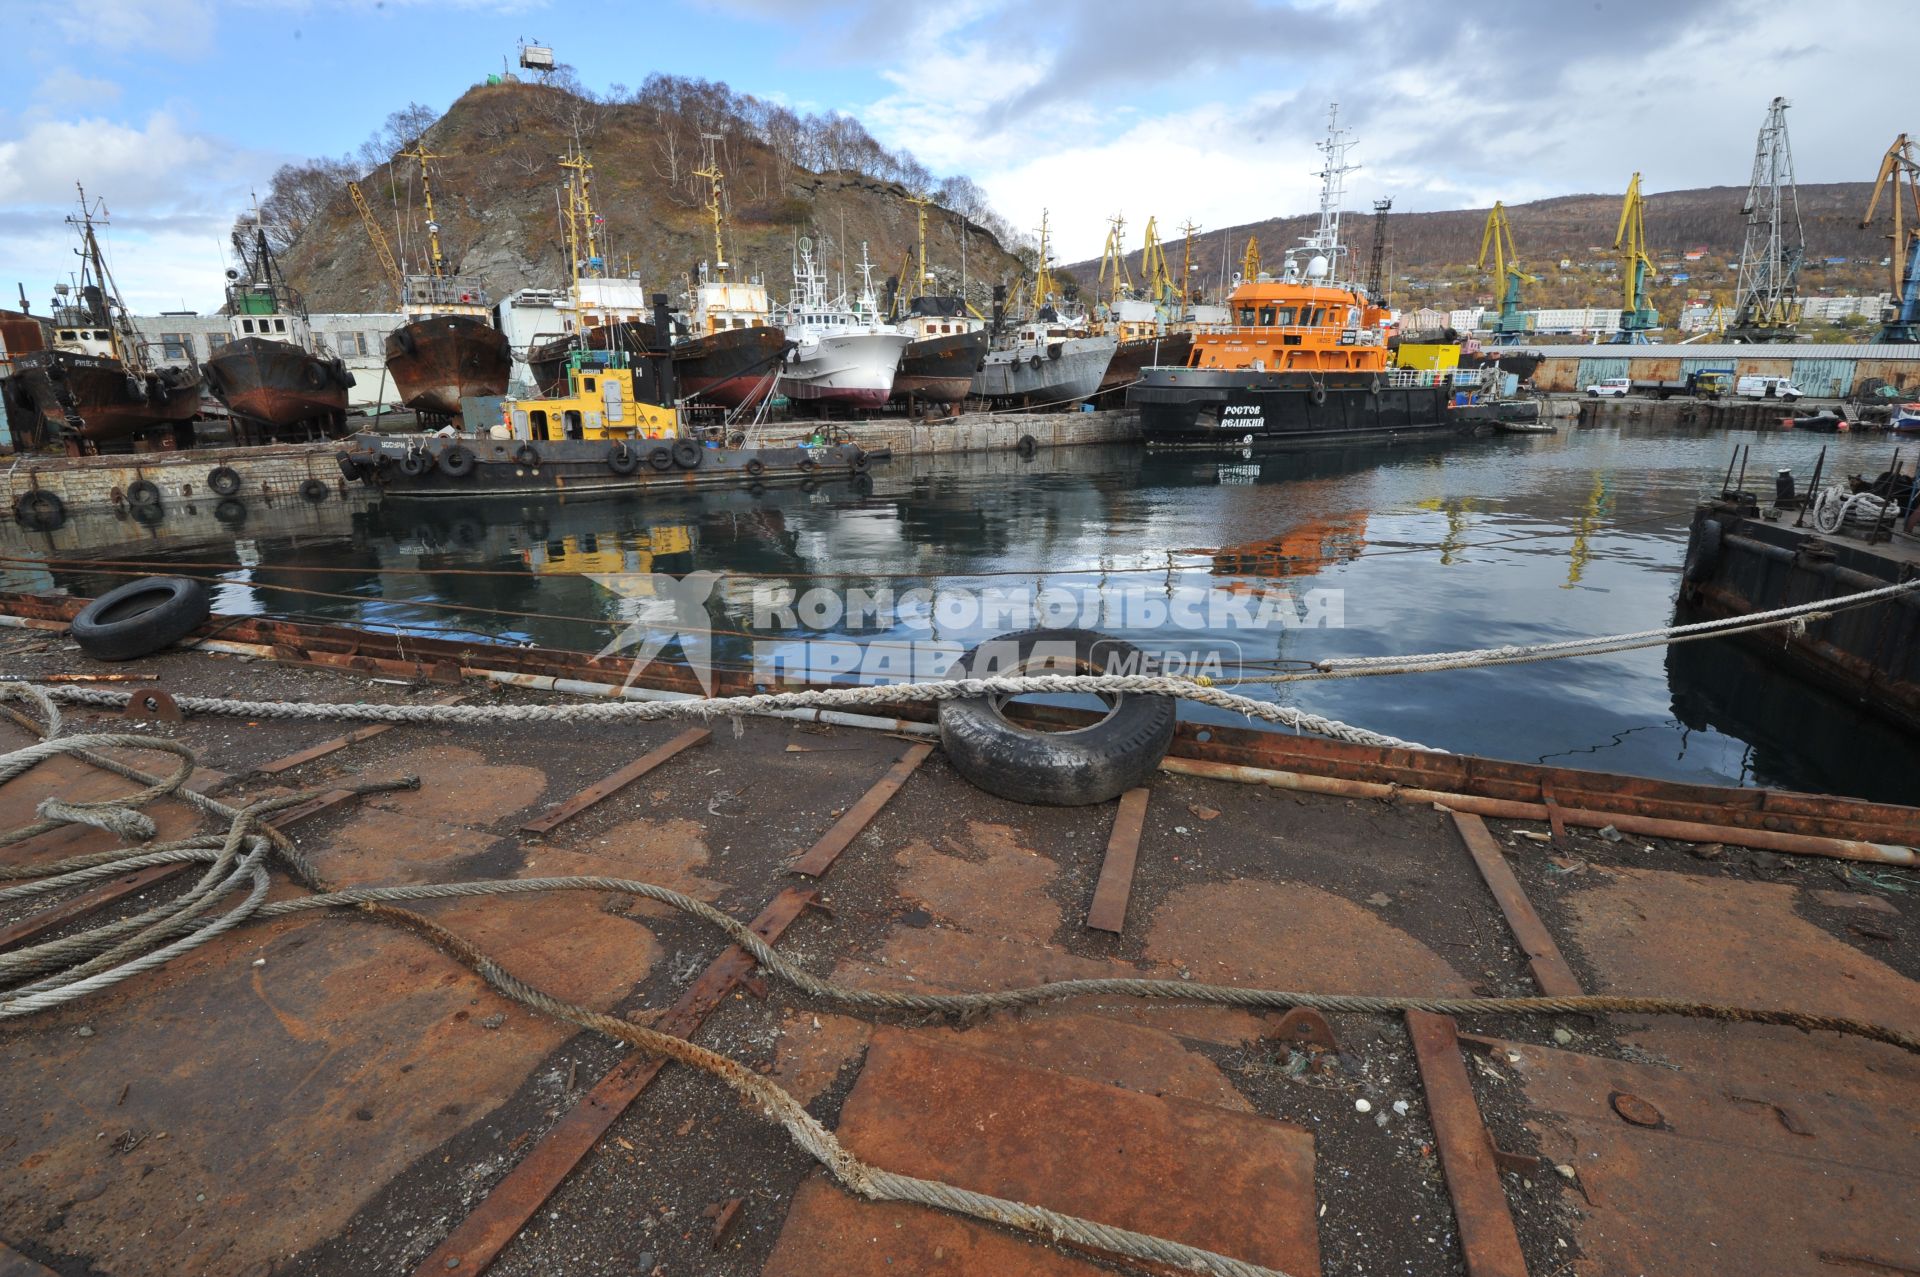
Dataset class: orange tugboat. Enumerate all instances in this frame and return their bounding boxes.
[1129,106,1529,445]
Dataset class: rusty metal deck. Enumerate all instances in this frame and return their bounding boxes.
[0,615,1916,1277]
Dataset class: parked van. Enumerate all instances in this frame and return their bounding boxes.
[1585,377,1631,398]
[1735,375,1802,401]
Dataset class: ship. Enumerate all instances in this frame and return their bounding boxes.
[776,240,910,411]
[1128,106,1528,446]
[5,188,202,452]
[355,144,511,423]
[971,211,1116,408]
[203,226,354,441]
[888,195,989,407]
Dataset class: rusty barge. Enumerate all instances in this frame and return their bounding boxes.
[0,586,1916,1277]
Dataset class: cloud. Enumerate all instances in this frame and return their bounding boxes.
[18,0,217,56]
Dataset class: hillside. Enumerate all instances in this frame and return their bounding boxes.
[273,79,1027,316]
[1060,183,1895,315]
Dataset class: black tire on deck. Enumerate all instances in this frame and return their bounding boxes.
[300,478,329,502]
[71,577,211,662]
[936,627,1176,807]
[673,439,702,469]
[13,489,66,530]
[647,444,674,472]
[126,479,163,507]
[207,466,242,496]
[440,445,477,478]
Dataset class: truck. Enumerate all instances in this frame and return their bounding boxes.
[1734,374,1802,401]
[1584,370,1731,400]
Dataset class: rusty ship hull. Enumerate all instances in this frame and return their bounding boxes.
[892,329,989,404]
[8,350,201,449]
[1101,331,1193,397]
[527,322,661,395]
[204,337,353,436]
[385,315,512,418]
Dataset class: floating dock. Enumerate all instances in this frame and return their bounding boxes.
[0,595,1916,1276]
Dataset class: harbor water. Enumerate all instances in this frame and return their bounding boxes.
[6,423,1918,804]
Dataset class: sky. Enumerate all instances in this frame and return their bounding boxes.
[0,0,1891,314]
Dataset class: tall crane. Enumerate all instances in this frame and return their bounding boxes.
[1609,172,1659,344]
[1862,133,1920,344]
[347,181,405,309]
[1097,213,1132,311]
[1475,201,1535,345]
[1178,219,1202,307]
[1140,216,1176,307]
[1241,235,1262,282]
[1364,198,1392,305]
[1727,97,1805,343]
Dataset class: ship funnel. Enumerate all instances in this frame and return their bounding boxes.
[1306,254,1329,279]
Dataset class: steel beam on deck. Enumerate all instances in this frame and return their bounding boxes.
[1087,787,1150,933]
[1450,811,1584,997]
[517,728,710,835]
[790,742,933,877]
[1406,1011,1530,1277]
[412,887,818,1277]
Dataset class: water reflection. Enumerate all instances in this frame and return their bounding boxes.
[5,424,1918,800]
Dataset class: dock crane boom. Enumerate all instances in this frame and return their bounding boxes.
[1861,133,1920,344]
[1097,214,1132,314]
[1141,216,1176,307]
[1609,172,1659,344]
[1475,201,1536,345]
[1727,96,1804,342]
[347,181,405,309]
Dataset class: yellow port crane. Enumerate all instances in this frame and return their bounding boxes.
[1475,201,1536,345]
[347,180,405,308]
[398,140,448,280]
[1097,213,1132,312]
[1242,235,1261,281]
[1861,133,1920,343]
[1141,216,1176,307]
[1610,172,1658,344]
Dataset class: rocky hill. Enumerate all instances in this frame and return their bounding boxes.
[272,78,1027,316]
[1061,183,1895,312]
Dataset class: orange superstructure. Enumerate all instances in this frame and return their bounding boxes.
[1185,274,1394,373]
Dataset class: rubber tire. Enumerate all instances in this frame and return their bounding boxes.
[1310,385,1327,406]
[647,445,674,472]
[606,443,639,475]
[849,450,870,474]
[214,498,248,526]
[336,453,365,482]
[71,577,210,662]
[514,444,541,469]
[398,453,429,479]
[1016,434,1038,457]
[126,479,162,507]
[745,458,766,477]
[440,445,477,478]
[936,627,1177,807]
[207,466,242,496]
[673,439,702,469]
[13,490,66,530]
[300,478,328,503]
[798,457,819,473]
[1682,519,1722,584]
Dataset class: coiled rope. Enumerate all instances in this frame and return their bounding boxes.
[4,682,1916,1277]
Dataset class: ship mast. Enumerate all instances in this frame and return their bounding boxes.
[1178,219,1201,307]
[1298,102,1360,281]
[1033,210,1054,312]
[66,184,147,373]
[399,140,448,281]
[909,193,932,298]
[558,143,601,281]
[1098,213,1130,310]
[694,134,731,283]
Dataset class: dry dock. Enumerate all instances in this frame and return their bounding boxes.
[0,598,1916,1277]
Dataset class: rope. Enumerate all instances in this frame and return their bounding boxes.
[39,674,1436,752]
[2,682,1916,1276]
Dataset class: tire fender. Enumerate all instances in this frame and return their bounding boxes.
[440,445,477,478]
[72,577,210,662]
[1682,518,1723,584]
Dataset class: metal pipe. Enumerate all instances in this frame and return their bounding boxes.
[1158,756,1916,865]
[1795,445,1826,527]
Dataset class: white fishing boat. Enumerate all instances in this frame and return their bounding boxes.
[970,210,1115,407]
[776,239,909,409]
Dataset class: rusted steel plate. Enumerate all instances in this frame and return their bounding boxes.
[1450,811,1584,997]
[252,695,466,777]
[0,787,359,952]
[1405,1011,1529,1277]
[790,742,933,877]
[1485,1035,1920,1275]
[1087,787,1150,933]
[5,590,1917,841]
[0,1241,58,1277]
[517,727,709,835]
[413,886,817,1277]
[763,1030,1322,1277]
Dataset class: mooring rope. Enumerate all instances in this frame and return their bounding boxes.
[3,681,1916,1277]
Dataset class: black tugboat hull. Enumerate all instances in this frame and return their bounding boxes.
[1099,332,1193,397]
[386,315,512,416]
[339,431,875,499]
[205,337,353,435]
[10,351,201,446]
[1129,368,1483,447]
[893,329,989,403]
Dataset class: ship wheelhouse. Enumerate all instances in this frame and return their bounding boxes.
[1186,278,1392,374]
